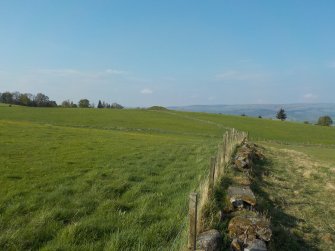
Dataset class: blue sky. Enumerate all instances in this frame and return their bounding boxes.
[0,0,334,106]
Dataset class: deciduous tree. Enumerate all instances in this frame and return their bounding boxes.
[78,99,90,108]
[317,116,333,126]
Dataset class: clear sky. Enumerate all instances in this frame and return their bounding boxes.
[0,0,334,107]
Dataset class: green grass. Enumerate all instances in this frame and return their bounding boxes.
[0,103,13,107]
[252,145,335,250]
[175,111,335,145]
[0,106,223,250]
[1,105,334,250]
[0,106,225,137]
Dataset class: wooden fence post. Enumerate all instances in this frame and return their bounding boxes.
[216,145,222,178]
[223,132,228,164]
[220,145,225,173]
[188,193,198,251]
[209,156,216,190]
[219,143,224,176]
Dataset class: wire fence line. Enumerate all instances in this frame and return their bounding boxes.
[196,129,247,235]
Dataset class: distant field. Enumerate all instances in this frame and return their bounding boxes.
[0,106,225,137]
[1,105,334,250]
[176,111,335,145]
[170,103,335,123]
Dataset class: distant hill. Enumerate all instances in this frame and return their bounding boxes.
[147,106,168,111]
[169,103,335,123]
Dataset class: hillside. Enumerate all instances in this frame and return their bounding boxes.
[0,105,334,250]
[170,103,335,123]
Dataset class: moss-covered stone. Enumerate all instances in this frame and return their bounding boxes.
[228,210,272,244]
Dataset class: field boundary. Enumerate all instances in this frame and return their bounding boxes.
[186,129,248,250]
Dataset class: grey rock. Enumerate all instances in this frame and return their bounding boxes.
[227,186,256,208]
[196,229,222,251]
[244,239,267,251]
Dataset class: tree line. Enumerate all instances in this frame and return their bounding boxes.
[97,100,124,109]
[0,91,57,107]
[0,91,124,109]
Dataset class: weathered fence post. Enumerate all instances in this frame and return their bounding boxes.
[220,144,225,174]
[217,143,223,179]
[223,132,228,164]
[188,193,198,251]
[209,156,216,190]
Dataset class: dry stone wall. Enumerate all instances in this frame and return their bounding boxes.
[188,132,272,251]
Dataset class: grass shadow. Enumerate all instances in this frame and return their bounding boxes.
[251,156,320,251]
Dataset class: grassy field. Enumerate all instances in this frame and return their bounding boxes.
[178,111,335,145]
[0,106,224,250]
[1,105,334,250]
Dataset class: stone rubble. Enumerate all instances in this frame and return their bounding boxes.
[197,140,271,251]
[228,210,272,244]
[196,229,222,251]
[244,239,267,251]
[227,186,257,209]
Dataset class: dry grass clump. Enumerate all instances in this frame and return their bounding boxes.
[254,145,335,250]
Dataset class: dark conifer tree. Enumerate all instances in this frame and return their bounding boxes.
[276,108,287,121]
[97,100,103,108]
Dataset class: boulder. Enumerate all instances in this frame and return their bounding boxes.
[244,239,267,251]
[228,210,272,245]
[196,229,222,251]
[227,186,256,209]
